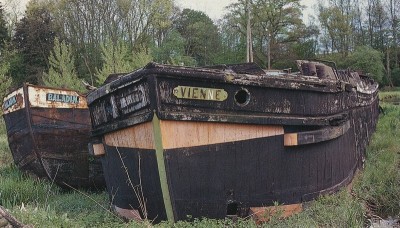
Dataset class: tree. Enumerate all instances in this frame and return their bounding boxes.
[12,1,56,85]
[174,8,222,66]
[153,29,196,66]
[53,0,175,81]
[318,3,354,56]
[2,0,26,38]
[365,0,388,50]
[348,46,385,83]
[131,48,153,69]
[391,67,400,86]
[42,37,84,92]
[223,0,306,68]
[96,40,133,85]
[387,0,399,68]
[96,40,153,85]
[0,3,9,51]
[0,60,11,101]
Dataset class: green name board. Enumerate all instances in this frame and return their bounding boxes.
[46,93,79,104]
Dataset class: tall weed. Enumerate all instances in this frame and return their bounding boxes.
[353,102,400,218]
[0,119,12,165]
[0,165,59,208]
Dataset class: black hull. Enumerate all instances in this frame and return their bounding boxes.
[100,146,167,222]
[2,84,105,189]
[87,61,379,222]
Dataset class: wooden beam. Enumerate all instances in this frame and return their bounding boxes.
[160,120,283,149]
[284,121,350,146]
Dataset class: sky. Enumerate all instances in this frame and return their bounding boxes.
[175,0,318,22]
[1,0,317,22]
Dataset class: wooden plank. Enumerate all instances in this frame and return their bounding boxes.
[104,122,154,149]
[284,133,298,146]
[160,120,284,149]
[92,143,105,156]
[284,121,350,146]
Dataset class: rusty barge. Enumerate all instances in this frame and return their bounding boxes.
[87,60,379,222]
[2,84,105,189]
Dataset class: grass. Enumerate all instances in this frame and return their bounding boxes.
[352,102,400,218]
[0,92,399,227]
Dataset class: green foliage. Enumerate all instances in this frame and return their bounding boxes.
[153,29,196,66]
[0,4,9,50]
[213,18,247,65]
[353,102,400,218]
[319,46,385,83]
[0,165,59,208]
[0,59,11,100]
[223,0,308,67]
[347,46,385,83]
[0,119,11,165]
[12,1,56,84]
[131,49,153,71]
[262,191,364,228]
[5,45,26,87]
[292,40,317,60]
[43,37,84,92]
[150,0,174,33]
[160,217,257,228]
[96,40,153,85]
[391,68,400,87]
[175,8,222,66]
[11,193,127,228]
[95,40,133,85]
[318,5,353,56]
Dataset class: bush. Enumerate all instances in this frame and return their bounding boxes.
[347,46,385,83]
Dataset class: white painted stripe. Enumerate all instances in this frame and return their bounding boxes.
[27,85,87,109]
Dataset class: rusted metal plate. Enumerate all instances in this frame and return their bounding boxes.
[2,87,24,114]
[27,85,87,109]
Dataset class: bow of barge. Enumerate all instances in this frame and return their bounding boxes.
[87,60,379,222]
[2,84,105,189]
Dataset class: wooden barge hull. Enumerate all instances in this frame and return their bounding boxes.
[87,62,379,222]
[2,84,105,188]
